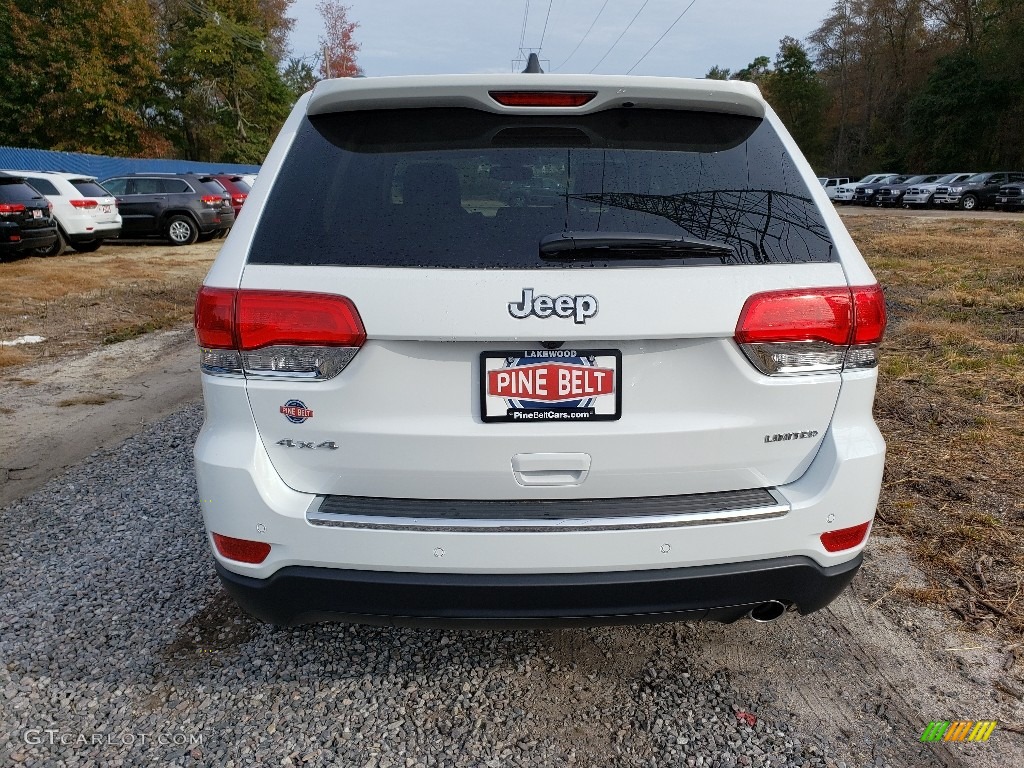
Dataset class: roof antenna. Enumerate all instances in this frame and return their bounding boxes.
[522,52,544,73]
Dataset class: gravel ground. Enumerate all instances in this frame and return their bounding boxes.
[0,403,991,767]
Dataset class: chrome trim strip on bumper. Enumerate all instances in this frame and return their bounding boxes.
[306,488,790,533]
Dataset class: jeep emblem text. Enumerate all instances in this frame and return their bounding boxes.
[508,288,598,324]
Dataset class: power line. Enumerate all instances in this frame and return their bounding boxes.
[553,0,609,71]
[518,0,532,52]
[588,0,651,74]
[538,0,555,52]
[626,0,699,74]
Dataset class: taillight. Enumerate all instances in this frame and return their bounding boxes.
[0,203,26,215]
[734,284,886,375]
[231,194,246,205]
[194,287,366,380]
[201,195,223,207]
[69,199,98,209]
[212,533,271,564]
[820,521,871,552]
[489,91,597,107]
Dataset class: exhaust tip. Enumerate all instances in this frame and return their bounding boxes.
[748,600,787,623]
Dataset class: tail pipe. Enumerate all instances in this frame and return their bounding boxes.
[747,600,788,623]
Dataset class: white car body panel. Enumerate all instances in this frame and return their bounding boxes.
[6,170,121,240]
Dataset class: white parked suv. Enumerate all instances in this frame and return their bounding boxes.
[6,170,121,255]
[194,74,887,627]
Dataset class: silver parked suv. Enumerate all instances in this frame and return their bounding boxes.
[194,74,887,627]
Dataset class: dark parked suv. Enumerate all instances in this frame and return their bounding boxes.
[100,173,235,245]
[0,172,58,259]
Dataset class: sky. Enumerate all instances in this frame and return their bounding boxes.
[286,0,829,78]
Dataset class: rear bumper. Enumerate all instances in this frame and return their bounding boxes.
[67,226,120,244]
[216,553,862,627]
[0,226,57,252]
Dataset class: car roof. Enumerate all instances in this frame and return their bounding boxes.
[307,74,767,119]
[0,169,99,181]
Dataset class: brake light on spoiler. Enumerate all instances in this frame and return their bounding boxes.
[194,287,366,380]
[488,91,597,107]
[734,284,886,375]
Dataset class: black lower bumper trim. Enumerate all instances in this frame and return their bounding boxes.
[216,554,862,628]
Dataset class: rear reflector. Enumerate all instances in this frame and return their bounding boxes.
[194,287,366,380]
[735,284,886,375]
[212,533,271,564]
[489,91,597,107]
[820,521,871,552]
[69,199,99,209]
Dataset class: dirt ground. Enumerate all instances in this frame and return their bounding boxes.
[1,214,1023,762]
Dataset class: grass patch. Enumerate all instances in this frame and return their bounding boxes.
[846,216,1024,641]
[57,393,124,408]
[103,316,178,345]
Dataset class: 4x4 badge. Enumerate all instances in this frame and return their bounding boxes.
[508,288,598,324]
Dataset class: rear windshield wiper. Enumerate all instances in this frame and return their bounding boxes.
[539,231,734,259]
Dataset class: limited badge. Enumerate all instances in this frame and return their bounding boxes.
[280,399,313,424]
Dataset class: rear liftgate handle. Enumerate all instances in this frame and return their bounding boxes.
[512,453,591,487]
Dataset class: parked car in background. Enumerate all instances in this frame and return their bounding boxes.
[994,183,1024,211]
[238,174,258,188]
[818,177,850,199]
[8,170,121,256]
[832,174,897,204]
[100,173,235,245]
[904,173,974,207]
[208,174,251,218]
[938,172,1024,210]
[0,172,58,259]
[873,174,944,207]
[853,174,910,205]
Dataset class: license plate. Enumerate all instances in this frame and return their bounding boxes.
[480,349,621,423]
[102,205,112,213]
[32,208,42,218]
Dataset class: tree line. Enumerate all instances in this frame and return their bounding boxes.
[0,0,361,164]
[708,0,1024,176]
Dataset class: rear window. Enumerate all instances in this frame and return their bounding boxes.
[0,180,44,203]
[249,107,835,268]
[71,180,110,197]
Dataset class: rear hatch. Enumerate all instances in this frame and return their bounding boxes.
[68,178,119,224]
[0,177,52,235]
[230,94,859,500]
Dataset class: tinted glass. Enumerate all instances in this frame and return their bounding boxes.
[232,179,251,193]
[103,178,127,195]
[27,178,60,195]
[201,179,227,195]
[71,180,110,197]
[133,178,162,194]
[161,179,191,193]
[0,181,44,203]
[249,108,834,268]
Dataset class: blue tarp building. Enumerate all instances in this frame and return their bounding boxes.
[0,146,259,179]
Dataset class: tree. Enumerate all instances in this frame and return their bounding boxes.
[733,55,772,85]
[770,38,829,166]
[705,65,731,80]
[0,0,162,156]
[283,57,318,98]
[317,0,362,78]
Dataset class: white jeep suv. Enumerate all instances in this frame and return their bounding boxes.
[8,170,121,255]
[194,74,887,627]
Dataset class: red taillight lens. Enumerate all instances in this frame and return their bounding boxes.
[231,194,247,205]
[195,286,237,349]
[851,284,887,344]
[489,91,597,107]
[236,291,366,350]
[69,199,99,209]
[820,521,871,552]
[201,195,223,206]
[212,533,271,564]
[736,288,853,346]
[735,284,885,375]
[0,203,26,214]
[194,288,366,379]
